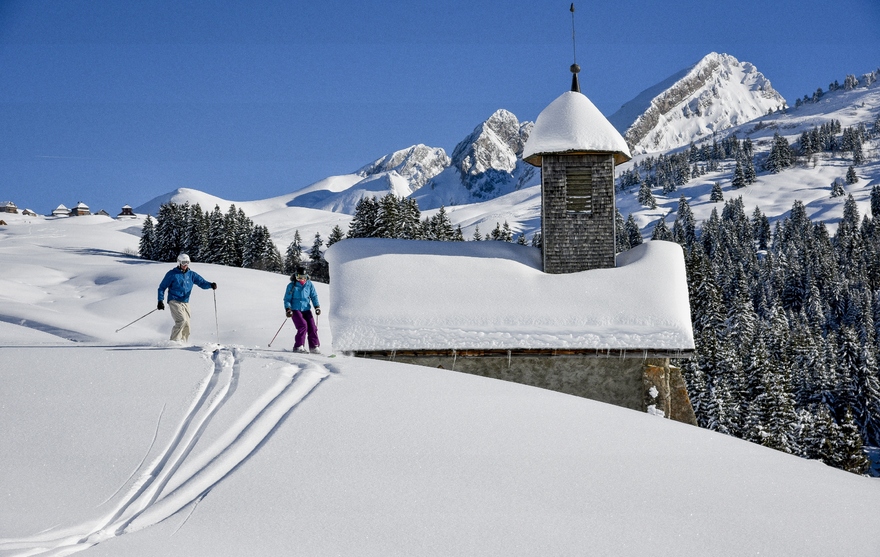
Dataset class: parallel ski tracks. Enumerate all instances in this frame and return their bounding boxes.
[0,346,331,557]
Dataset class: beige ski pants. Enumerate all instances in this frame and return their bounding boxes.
[168,300,191,342]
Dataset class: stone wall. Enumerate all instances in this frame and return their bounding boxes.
[541,153,616,273]
[355,352,697,425]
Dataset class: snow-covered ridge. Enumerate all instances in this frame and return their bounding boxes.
[356,144,450,192]
[615,52,785,154]
[411,109,539,210]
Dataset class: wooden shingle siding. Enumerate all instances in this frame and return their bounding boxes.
[541,153,616,273]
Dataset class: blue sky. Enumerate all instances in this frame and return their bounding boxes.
[1,0,878,214]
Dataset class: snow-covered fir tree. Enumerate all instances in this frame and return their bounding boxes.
[283,231,304,276]
[139,215,156,260]
[308,232,329,283]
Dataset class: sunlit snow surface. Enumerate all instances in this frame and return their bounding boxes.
[326,238,693,352]
[1,214,878,557]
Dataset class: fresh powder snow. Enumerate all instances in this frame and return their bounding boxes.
[523,90,632,164]
[1,214,879,557]
[325,237,694,352]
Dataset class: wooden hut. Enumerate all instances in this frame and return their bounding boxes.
[51,204,70,217]
[70,202,91,216]
[117,205,137,219]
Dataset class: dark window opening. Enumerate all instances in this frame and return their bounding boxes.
[565,167,592,213]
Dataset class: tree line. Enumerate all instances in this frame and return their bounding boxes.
[347,193,538,246]
[139,196,539,283]
[138,202,340,282]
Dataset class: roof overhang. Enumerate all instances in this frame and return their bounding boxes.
[524,149,632,167]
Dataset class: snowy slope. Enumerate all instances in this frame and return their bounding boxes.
[617,76,880,235]
[611,52,786,154]
[1,214,879,556]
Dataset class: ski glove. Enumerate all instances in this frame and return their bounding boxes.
[211,282,217,290]
[286,308,293,318]
[315,307,321,316]
[158,301,165,311]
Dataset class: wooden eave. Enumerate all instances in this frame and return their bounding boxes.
[524,149,632,168]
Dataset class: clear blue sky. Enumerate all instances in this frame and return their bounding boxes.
[1,0,878,214]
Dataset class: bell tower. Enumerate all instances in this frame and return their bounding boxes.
[522,4,631,273]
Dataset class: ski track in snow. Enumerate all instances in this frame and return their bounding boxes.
[0,345,331,557]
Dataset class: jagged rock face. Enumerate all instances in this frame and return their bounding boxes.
[622,52,786,153]
[444,109,536,202]
[357,144,450,191]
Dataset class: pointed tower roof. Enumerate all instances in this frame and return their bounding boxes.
[522,90,632,166]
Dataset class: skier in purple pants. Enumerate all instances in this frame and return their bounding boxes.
[283,267,321,354]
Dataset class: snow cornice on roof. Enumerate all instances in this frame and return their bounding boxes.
[325,238,694,353]
[522,90,632,166]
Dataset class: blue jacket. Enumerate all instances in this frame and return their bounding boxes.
[284,279,320,312]
[158,267,212,303]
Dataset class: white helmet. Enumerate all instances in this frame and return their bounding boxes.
[177,253,191,265]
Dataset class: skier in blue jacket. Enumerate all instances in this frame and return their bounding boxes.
[157,253,216,342]
[283,266,321,353]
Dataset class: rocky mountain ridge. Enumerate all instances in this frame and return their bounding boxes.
[610,52,785,154]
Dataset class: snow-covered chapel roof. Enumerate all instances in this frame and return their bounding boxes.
[325,238,693,353]
[522,90,632,166]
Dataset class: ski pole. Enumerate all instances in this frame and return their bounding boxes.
[115,308,158,333]
[213,289,220,343]
[267,318,288,347]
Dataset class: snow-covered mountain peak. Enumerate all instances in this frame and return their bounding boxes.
[411,109,539,209]
[450,108,529,174]
[612,52,786,154]
[357,144,450,191]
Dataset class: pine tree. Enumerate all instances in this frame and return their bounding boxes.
[732,160,746,189]
[871,185,880,219]
[501,221,513,242]
[835,407,871,474]
[376,193,401,238]
[242,225,273,270]
[154,203,185,262]
[751,207,771,251]
[430,207,454,241]
[846,166,859,184]
[204,205,230,266]
[624,214,642,248]
[744,156,757,184]
[283,230,304,275]
[472,225,483,241]
[348,197,379,238]
[651,216,672,241]
[530,231,542,249]
[710,182,724,203]
[139,215,157,260]
[764,132,794,173]
[674,196,697,248]
[327,225,345,248]
[399,198,422,240]
[308,232,329,283]
[615,209,628,252]
[637,181,657,208]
